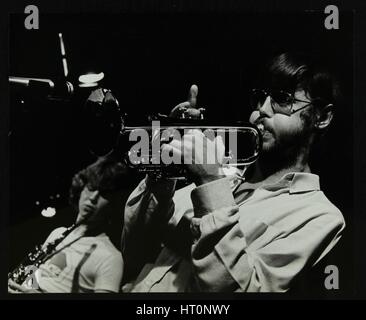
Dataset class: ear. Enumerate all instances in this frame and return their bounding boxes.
[315,104,334,130]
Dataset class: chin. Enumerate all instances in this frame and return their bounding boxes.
[77,212,88,222]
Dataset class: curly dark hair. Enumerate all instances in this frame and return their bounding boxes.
[69,156,133,210]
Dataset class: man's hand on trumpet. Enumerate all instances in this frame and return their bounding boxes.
[163,84,226,186]
[161,129,226,186]
[169,84,205,119]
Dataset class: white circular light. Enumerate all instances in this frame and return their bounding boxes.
[78,72,104,84]
[41,207,56,218]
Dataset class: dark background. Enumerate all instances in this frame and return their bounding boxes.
[8,11,354,296]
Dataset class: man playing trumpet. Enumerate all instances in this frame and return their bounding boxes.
[121,52,345,292]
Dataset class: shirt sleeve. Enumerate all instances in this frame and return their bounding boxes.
[94,253,124,293]
[189,178,345,292]
[121,176,177,281]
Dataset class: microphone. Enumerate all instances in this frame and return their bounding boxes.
[9,76,74,100]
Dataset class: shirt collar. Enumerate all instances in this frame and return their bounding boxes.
[261,172,320,194]
[226,167,320,194]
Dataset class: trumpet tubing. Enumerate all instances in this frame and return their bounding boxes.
[117,119,262,179]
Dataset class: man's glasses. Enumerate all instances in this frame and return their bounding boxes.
[250,88,316,116]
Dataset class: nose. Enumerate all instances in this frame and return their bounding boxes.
[249,110,259,124]
[89,190,100,203]
[258,96,274,118]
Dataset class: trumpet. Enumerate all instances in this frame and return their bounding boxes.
[84,88,262,179]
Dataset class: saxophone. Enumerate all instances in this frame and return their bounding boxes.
[8,223,80,285]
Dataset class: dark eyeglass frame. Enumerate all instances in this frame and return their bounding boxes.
[250,88,319,116]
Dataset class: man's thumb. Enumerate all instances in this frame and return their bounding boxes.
[188,84,198,108]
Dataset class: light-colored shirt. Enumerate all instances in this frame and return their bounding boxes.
[122,172,345,292]
[36,228,123,293]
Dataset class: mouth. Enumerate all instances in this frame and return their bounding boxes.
[257,123,265,133]
[256,122,272,139]
[83,204,95,214]
[257,122,269,133]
